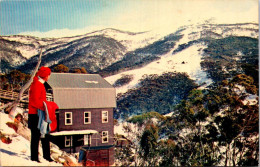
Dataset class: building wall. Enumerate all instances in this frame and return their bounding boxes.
[84,147,114,166]
[56,108,114,147]
[50,135,86,153]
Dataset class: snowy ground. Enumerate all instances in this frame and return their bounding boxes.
[0,112,62,166]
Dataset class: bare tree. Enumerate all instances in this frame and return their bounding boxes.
[0,49,43,120]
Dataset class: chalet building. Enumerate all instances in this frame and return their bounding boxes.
[45,73,116,166]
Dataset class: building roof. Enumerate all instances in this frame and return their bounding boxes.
[46,73,116,109]
[47,73,113,89]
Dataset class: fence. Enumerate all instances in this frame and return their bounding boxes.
[0,89,53,104]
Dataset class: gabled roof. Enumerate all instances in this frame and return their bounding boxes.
[46,73,116,109]
[47,73,113,89]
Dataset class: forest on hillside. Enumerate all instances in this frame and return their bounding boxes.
[113,36,259,166]
[201,36,258,84]
[113,36,258,118]
[115,72,198,119]
[115,74,258,166]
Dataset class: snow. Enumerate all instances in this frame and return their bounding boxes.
[2,35,84,59]
[12,57,24,65]
[164,112,174,117]
[85,29,166,52]
[18,48,39,59]
[222,29,258,38]
[0,112,62,166]
[0,112,16,135]
[85,80,99,84]
[233,84,258,105]
[114,121,143,138]
[114,122,128,136]
[51,129,98,136]
[105,43,213,95]
[242,94,258,105]
[0,135,61,166]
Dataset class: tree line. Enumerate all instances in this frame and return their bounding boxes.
[0,64,88,91]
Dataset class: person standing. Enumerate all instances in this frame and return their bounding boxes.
[28,66,53,162]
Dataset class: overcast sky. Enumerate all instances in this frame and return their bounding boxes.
[1,0,258,37]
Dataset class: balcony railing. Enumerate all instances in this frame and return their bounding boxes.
[46,93,54,101]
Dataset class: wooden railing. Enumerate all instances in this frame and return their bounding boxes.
[0,89,54,103]
[0,89,29,103]
[46,93,54,101]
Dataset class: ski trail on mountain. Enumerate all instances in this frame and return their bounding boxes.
[105,35,213,95]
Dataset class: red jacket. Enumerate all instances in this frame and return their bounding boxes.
[29,78,46,114]
[44,101,59,131]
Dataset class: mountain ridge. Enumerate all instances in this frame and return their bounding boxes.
[1,23,258,89]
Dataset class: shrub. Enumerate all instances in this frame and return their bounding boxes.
[113,74,133,87]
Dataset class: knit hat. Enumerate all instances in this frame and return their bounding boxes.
[33,67,51,80]
[36,66,51,79]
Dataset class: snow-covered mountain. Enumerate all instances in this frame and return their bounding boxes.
[1,21,258,104]
[84,28,165,52]
[1,28,164,73]
[104,22,258,118]
[1,22,257,74]
[105,23,258,94]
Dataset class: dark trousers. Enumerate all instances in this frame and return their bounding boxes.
[28,114,51,161]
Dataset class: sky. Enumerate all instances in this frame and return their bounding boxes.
[0,0,258,38]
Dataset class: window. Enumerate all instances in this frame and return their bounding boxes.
[84,112,91,124]
[84,135,91,145]
[102,131,108,143]
[65,136,73,147]
[102,111,108,123]
[65,112,73,125]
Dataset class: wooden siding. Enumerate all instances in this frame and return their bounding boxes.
[83,146,114,166]
[50,135,87,153]
[55,108,114,147]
